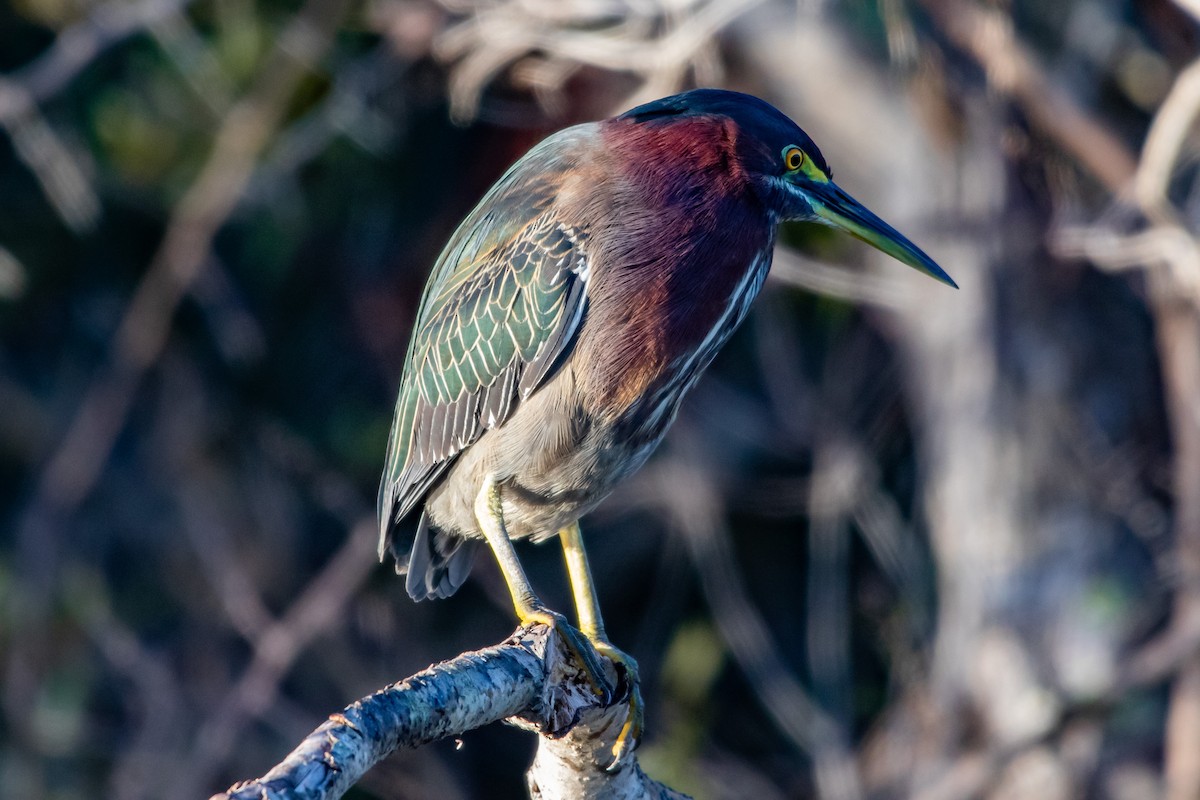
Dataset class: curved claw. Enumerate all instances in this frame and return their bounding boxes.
[522,607,615,704]
[592,640,643,769]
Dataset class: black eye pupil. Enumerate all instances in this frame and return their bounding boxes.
[788,150,802,169]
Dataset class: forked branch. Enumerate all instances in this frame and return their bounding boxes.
[210,626,687,800]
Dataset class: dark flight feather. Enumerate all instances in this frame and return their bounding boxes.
[377,132,594,595]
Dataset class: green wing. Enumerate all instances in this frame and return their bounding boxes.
[377,142,591,555]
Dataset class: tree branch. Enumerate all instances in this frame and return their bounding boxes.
[211,626,688,800]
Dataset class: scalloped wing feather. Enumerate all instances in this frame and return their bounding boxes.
[376,139,594,560]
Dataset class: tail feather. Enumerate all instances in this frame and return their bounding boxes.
[402,512,479,601]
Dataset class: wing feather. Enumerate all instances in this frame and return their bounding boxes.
[376,138,594,558]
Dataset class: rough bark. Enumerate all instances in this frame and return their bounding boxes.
[210,625,688,800]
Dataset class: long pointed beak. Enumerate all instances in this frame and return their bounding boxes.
[805,181,957,288]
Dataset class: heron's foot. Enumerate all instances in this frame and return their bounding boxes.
[520,606,615,704]
[590,639,643,769]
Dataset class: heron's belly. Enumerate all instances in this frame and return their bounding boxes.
[421,365,675,542]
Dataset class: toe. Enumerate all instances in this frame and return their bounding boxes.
[589,641,643,769]
[521,608,615,703]
[608,677,643,769]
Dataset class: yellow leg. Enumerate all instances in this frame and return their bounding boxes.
[473,477,612,701]
[559,522,606,640]
[559,522,644,767]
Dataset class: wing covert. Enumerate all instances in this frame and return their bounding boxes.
[377,204,591,553]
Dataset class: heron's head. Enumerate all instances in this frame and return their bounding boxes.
[620,89,957,288]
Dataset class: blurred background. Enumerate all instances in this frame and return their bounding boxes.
[2,0,1199,798]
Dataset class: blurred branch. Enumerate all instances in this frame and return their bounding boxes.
[0,245,25,299]
[419,0,763,119]
[923,4,1200,796]
[178,484,277,641]
[1136,57,1200,210]
[0,0,203,230]
[650,458,864,800]
[4,0,351,755]
[906,590,1200,800]
[146,9,236,116]
[1046,42,1200,792]
[12,0,352,627]
[212,626,685,800]
[769,245,911,310]
[806,442,858,731]
[917,0,1137,193]
[0,0,197,119]
[174,519,379,800]
[245,44,408,207]
[1053,41,1200,303]
[923,0,1199,303]
[0,103,100,232]
[76,590,187,800]
[1154,302,1200,800]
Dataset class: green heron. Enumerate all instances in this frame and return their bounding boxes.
[378,88,954,759]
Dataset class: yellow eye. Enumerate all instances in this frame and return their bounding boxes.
[784,146,805,172]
